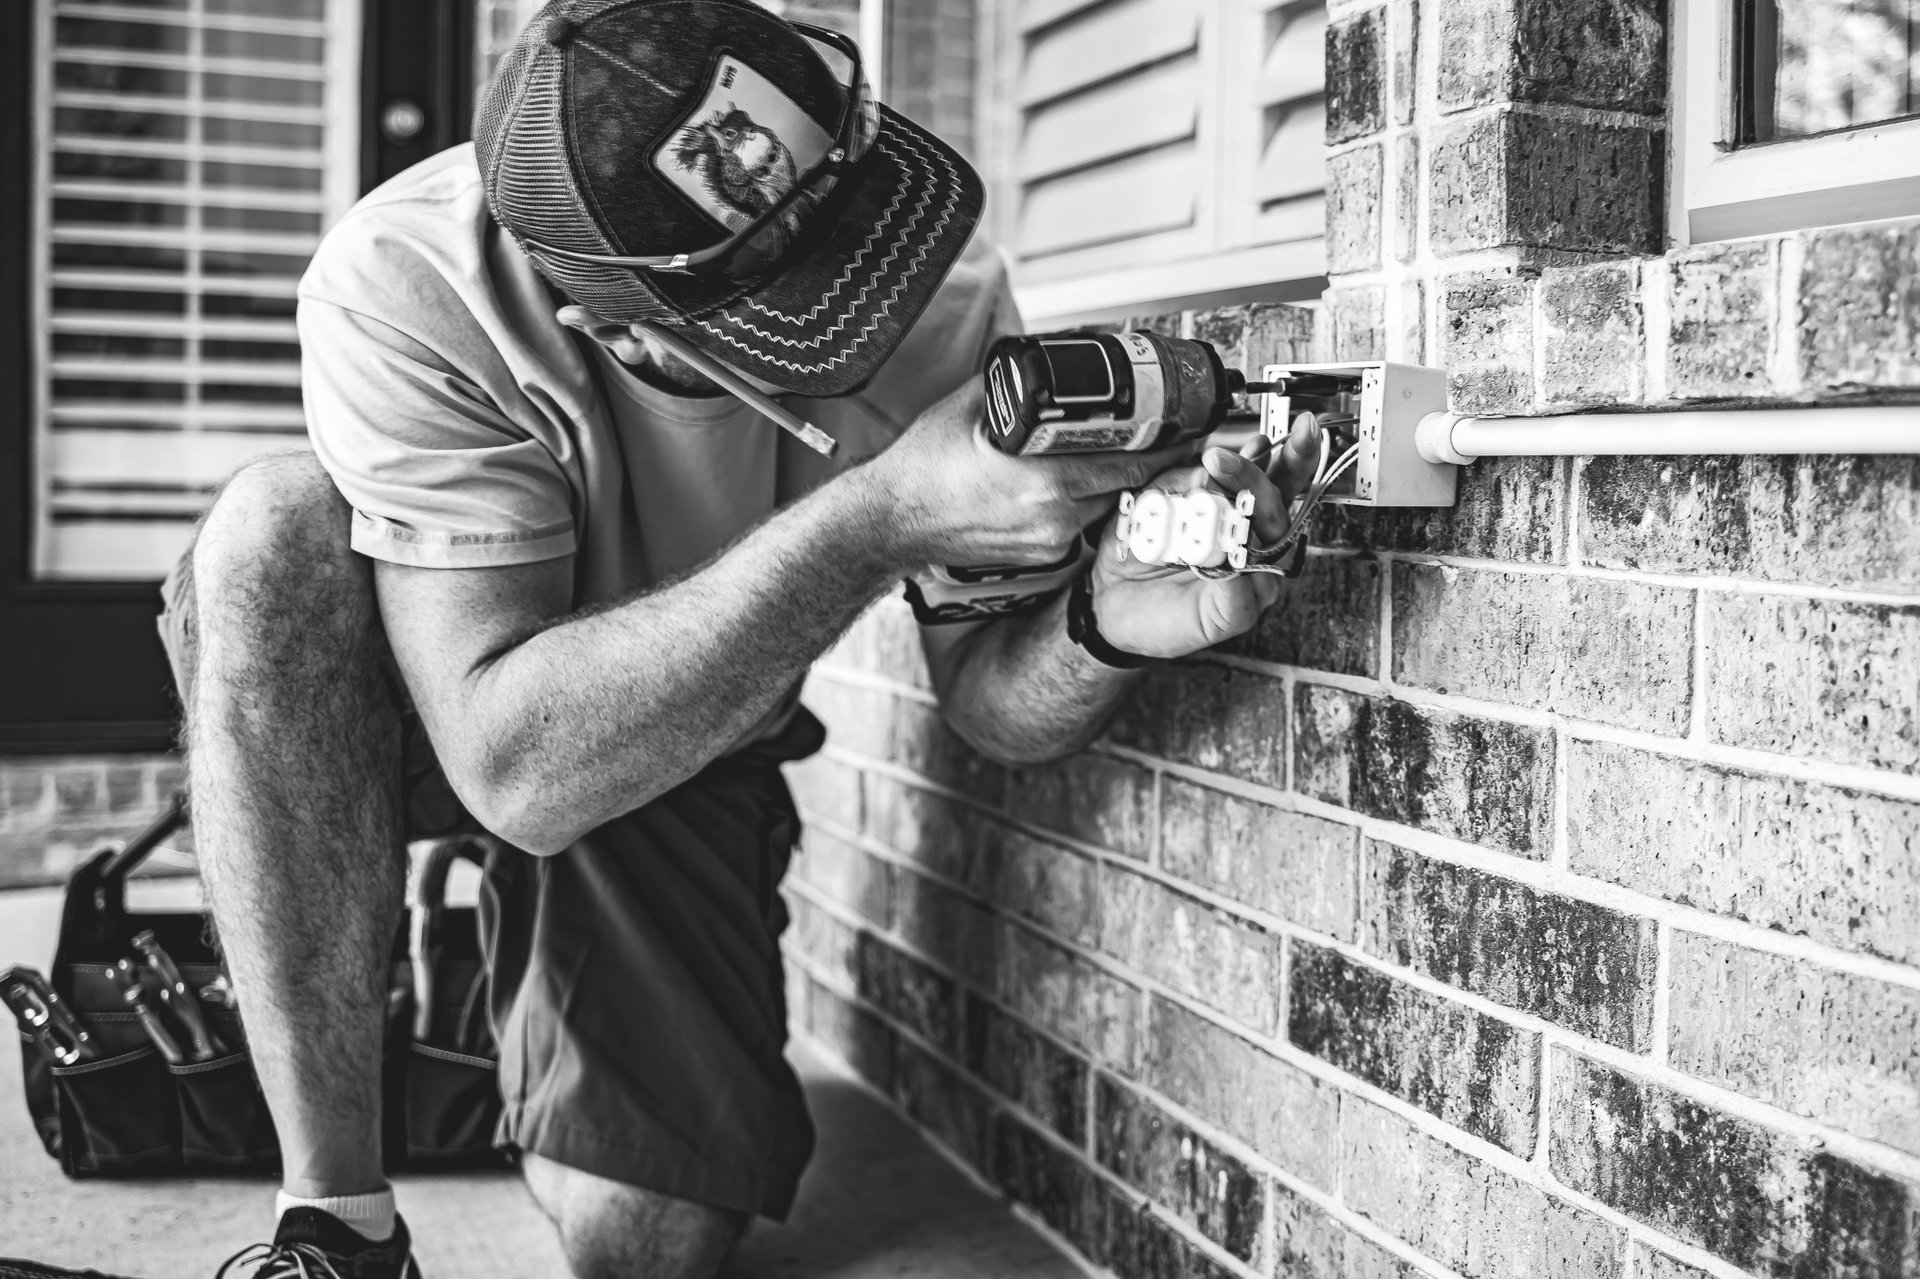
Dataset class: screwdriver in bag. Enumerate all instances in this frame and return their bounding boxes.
[133,930,225,1060]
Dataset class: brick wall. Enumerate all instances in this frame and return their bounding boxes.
[782,0,1920,1268]
[0,754,188,889]
[1318,0,1920,409]
[785,432,1920,1278]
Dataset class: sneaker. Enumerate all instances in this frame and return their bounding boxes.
[215,1209,422,1279]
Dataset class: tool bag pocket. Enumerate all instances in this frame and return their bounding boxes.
[172,1048,278,1171]
[49,1046,179,1176]
[404,1041,502,1164]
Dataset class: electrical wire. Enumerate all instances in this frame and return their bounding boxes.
[1191,440,1359,580]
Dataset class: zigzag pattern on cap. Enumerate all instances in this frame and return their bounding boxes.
[692,122,964,372]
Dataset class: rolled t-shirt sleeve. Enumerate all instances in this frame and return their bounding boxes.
[300,300,577,569]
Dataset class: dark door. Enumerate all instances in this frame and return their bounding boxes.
[0,0,473,755]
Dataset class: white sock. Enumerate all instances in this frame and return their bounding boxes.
[276,1187,397,1243]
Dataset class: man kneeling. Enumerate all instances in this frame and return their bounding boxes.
[169,2,1304,1275]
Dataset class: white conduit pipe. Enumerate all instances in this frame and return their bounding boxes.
[1416,404,1920,464]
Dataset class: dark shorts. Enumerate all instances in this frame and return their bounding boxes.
[158,554,820,1220]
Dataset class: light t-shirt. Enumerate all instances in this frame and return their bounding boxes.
[299,144,1020,610]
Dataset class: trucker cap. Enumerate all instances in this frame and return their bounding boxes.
[474,0,986,396]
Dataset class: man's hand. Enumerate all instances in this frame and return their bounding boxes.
[1088,424,1323,658]
[861,380,1195,572]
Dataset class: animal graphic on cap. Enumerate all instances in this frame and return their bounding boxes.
[672,104,810,241]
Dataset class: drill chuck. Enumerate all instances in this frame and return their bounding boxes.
[984,330,1237,456]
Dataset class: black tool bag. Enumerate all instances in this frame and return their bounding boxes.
[16,796,510,1177]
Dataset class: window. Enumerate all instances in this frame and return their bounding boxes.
[31,0,362,581]
[1675,0,1920,242]
[981,0,1327,326]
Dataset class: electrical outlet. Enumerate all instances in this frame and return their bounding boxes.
[1260,362,1456,508]
[1116,488,1257,569]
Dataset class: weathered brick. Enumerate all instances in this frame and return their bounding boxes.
[893,869,995,987]
[1323,285,1386,359]
[1540,261,1643,406]
[1668,933,1920,1157]
[968,825,1099,947]
[1327,9,1386,143]
[1439,270,1535,412]
[1096,1188,1244,1279]
[1436,0,1665,112]
[1635,1246,1715,1279]
[1272,1183,1417,1278]
[789,891,864,988]
[1392,564,1694,732]
[1159,779,1358,939]
[53,766,101,817]
[1289,942,1540,1153]
[1799,219,1920,392]
[1430,111,1661,256]
[1100,869,1286,1033]
[808,975,897,1089]
[857,934,960,1054]
[1668,241,1775,400]
[1341,1097,1626,1277]
[1319,455,1566,563]
[1007,753,1155,857]
[786,753,863,830]
[1398,274,1426,364]
[1137,996,1342,1191]
[1225,554,1381,678]
[892,697,1006,801]
[994,920,1142,1070]
[1704,593,1920,773]
[807,677,894,758]
[796,826,892,927]
[1362,840,1657,1049]
[1552,1049,1920,1279]
[1245,302,1318,369]
[827,595,930,689]
[1096,1076,1265,1264]
[863,774,992,880]
[1578,455,1920,592]
[1294,685,1555,856]
[893,1037,990,1171]
[1106,663,1287,787]
[1392,134,1419,262]
[992,1113,1099,1255]
[965,994,1088,1143]
[104,764,145,813]
[1389,0,1417,125]
[1328,144,1384,274]
[1567,739,1920,964]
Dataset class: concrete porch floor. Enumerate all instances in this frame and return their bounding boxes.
[0,882,1081,1279]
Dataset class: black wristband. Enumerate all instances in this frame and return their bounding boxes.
[1066,571,1154,669]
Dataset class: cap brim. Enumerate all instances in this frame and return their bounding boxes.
[668,105,985,397]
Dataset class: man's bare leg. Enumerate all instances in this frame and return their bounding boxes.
[523,1154,746,1279]
[184,452,404,1205]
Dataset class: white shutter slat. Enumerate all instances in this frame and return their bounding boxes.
[1016,142,1199,256]
[1017,0,1199,107]
[1256,5,1325,104]
[34,0,349,581]
[1254,97,1326,204]
[1018,0,1106,34]
[1016,55,1198,183]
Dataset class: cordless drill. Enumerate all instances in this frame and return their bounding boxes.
[982,329,1357,456]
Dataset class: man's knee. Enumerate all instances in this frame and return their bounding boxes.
[524,1153,746,1279]
[189,452,368,644]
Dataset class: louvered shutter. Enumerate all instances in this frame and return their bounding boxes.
[991,0,1326,321]
[34,0,359,580]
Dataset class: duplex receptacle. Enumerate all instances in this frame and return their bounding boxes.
[1259,362,1456,508]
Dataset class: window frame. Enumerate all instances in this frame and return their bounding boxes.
[1672,0,1920,244]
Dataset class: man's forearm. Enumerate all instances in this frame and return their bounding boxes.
[459,468,899,852]
[936,587,1142,766]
